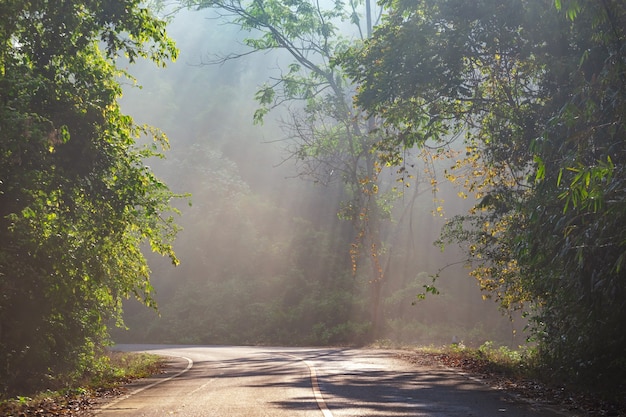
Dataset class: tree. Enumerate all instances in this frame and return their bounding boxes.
[112,141,370,346]
[178,0,398,338]
[0,0,179,395]
[342,0,626,388]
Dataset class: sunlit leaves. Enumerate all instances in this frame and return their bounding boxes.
[346,0,626,388]
[0,0,179,395]
[193,0,434,339]
[554,0,582,20]
[557,157,614,213]
[253,84,275,124]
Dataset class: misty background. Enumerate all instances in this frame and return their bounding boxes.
[111,8,522,347]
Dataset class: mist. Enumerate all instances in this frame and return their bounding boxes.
[112,8,524,348]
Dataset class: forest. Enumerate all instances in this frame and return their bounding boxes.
[1,0,625,398]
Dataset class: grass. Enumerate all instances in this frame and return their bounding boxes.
[404,340,533,377]
[442,341,539,378]
[89,351,164,387]
[0,350,164,416]
[371,338,539,378]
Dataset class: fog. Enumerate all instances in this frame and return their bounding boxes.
[113,8,524,347]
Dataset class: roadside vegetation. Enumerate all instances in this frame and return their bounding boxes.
[342,0,626,396]
[0,351,163,416]
[393,341,626,417]
[3,0,626,409]
[0,0,179,398]
[4,343,624,417]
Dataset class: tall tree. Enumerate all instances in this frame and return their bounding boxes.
[0,0,179,395]
[342,0,626,388]
[181,0,395,338]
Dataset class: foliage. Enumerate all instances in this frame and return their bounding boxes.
[401,344,626,414]
[176,0,400,338]
[0,351,163,415]
[113,15,518,348]
[0,0,179,396]
[113,143,372,346]
[402,342,540,381]
[90,351,164,386]
[341,0,626,389]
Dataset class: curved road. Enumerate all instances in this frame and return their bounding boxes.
[95,345,568,417]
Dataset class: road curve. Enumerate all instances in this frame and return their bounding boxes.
[94,344,568,417]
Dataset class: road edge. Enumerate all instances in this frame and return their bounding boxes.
[93,355,193,414]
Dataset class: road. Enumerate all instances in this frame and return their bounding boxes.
[94,344,567,417]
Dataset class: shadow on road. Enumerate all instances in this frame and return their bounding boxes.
[111,345,564,417]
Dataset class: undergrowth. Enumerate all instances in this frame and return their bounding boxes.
[0,351,163,415]
[89,351,164,387]
[397,341,626,416]
[446,340,540,379]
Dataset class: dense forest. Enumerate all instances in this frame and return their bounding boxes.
[342,0,626,391]
[1,0,625,398]
[113,6,514,348]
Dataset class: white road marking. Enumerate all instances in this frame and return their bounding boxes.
[185,378,216,397]
[282,354,334,417]
[95,355,193,413]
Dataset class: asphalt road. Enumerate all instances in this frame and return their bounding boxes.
[94,345,567,417]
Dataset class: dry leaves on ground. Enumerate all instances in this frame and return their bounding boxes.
[397,350,626,417]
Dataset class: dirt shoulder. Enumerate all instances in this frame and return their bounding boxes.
[395,349,626,417]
